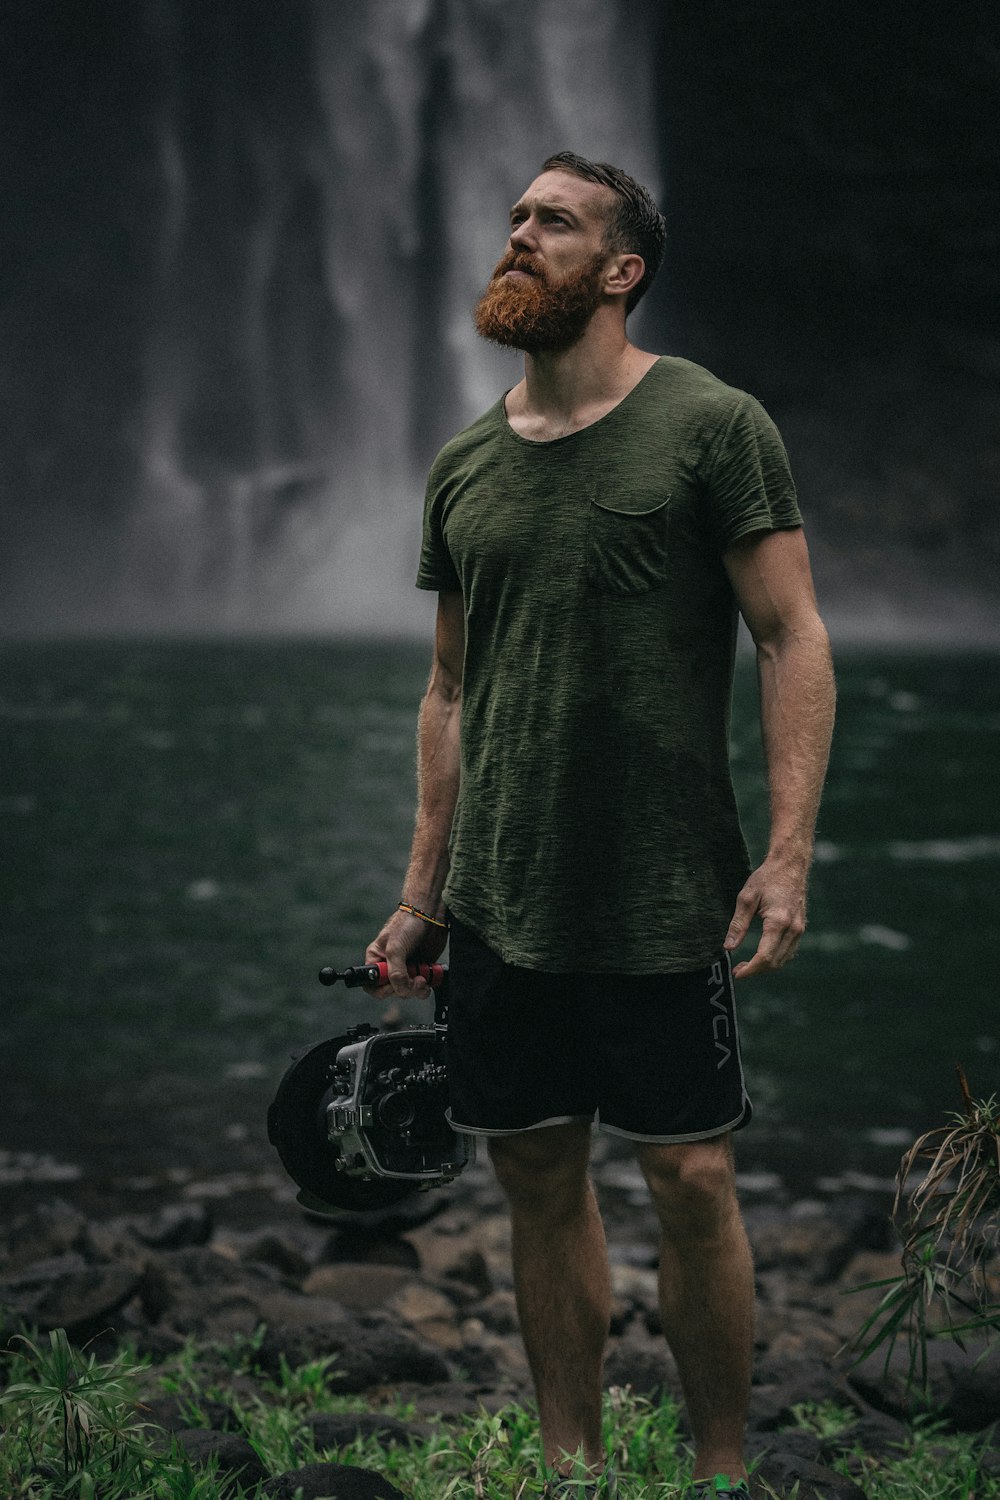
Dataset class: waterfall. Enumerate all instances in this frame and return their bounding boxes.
[124,0,661,634]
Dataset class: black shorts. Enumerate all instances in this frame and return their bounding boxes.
[445,917,752,1143]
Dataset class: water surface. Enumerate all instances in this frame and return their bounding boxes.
[2,640,998,1211]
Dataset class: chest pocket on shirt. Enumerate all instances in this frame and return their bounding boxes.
[586,493,672,595]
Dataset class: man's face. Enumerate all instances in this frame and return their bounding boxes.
[474,170,616,354]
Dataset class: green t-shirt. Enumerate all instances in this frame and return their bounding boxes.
[416,355,802,973]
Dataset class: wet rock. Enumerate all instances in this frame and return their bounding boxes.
[174,1428,270,1496]
[138,1245,289,1335]
[307,1411,422,1452]
[1,1257,143,1342]
[261,1463,407,1499]
[125,1203,213,1250]
[302,1262,415,1310]
[750,1450,868,1499]
[818,1410,911,1462]
[142,1393,241,1434]
[752,1305,842,1362]
[603,1330,679,1398]
[254,1315,450,1392]
[237,1230,312,1280]
[848,1339,1000,1431]
[321,1225,421,1270]
[2,1201,88,1274]
[746,1205,860,1285]
[750,1356,860,1430]
[385,1280,463,1353]
[827,1248,905,1338]
[610,1262,659,1314]
[475,1289,520,1335]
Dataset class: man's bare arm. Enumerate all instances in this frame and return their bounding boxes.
[721,527,835,980]
[365,590,464,997]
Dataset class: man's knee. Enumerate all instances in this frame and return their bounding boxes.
[489,1122,591,1210]
[637,1135,739,1238]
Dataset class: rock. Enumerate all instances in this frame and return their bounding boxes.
[261,1462,408,1499]
[142,1393,241,1434]
[302,1263,415,1310]
[385,1280,463,1353]
[750,1450,869,1499]
[307,1411,421,1453]
[405,1214,511,1292]
[174,1429,270,1496]
[138,1246,287,1336]
[254,1315,450,1392]
[321,1226,421,1270]
[818,1410,911,1463]
[125,1203,213,1250]
[1,1201,88,1274]
[750,1354,859,1429]
[849,1339,1000,1431]
[603,1331,679,1398]
[238,1231,312,1280]
[944,1343,1000,1431]
[475,1289,520,1335]
[610,1263,659,1312]
[386,1281,457,1327]
[747,1207,858,1284]
[753,1305,842,1362]
[1,1258,143,1342]
[828,1248,905,1338]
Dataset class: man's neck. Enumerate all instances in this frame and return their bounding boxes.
[504,319,659,442]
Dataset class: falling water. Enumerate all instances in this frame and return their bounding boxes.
[121,0,661,634]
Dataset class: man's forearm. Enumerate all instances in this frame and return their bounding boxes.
[402,672,462,916]
[756,618,835,866]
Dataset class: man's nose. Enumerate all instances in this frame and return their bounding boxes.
[509,216,537,252]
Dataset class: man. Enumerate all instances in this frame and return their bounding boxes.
[366,152,835,1498]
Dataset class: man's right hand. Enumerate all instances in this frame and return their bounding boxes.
[365,907,449,1000]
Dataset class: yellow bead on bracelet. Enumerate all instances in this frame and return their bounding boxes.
[398,901,449,931]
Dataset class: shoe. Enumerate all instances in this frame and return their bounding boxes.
[688,1476,751,1499]
[544,1465,617,1498]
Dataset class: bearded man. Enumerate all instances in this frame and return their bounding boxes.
[365,152,835,1499]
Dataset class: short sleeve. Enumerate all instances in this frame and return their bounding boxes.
[702,394,802,551]
[415,463,462,593]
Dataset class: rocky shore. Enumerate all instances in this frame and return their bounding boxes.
[3,1152,999,1499]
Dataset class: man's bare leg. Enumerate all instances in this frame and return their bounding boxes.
[637,1135,753,1483]
[489,1122,610,1474]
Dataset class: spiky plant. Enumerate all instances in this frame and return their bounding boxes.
[847,1067,1000,1389]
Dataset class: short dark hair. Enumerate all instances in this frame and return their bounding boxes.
[541,151,666,314]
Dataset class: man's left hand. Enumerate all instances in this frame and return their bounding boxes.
[724,855,808,980]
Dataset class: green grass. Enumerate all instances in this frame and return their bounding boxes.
[1,1329,997,1498]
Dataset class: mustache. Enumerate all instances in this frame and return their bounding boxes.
[491,248,544,282]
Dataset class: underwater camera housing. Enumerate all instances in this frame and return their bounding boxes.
[267,963,475,1214]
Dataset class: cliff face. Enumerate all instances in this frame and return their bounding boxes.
[1,0,994,635]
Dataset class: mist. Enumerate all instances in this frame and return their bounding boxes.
[1,1,995,641]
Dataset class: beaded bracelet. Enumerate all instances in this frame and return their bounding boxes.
[398,901,450,931]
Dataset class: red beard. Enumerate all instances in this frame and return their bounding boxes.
[473,247,607,353]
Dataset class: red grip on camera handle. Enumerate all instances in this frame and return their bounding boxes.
[371,960,445,989]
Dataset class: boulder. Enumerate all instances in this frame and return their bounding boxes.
[603,1330,679,1399]
[174,1428,270,1496]
[307,1411,422,1453]
[1,1200,88,1275]
[1,1256,143,1342]
[302,1263,416,1311]
[262,1463,408,1498]
[254,1315,450,1392]
[750,1450,869,1499]
[849,1338,1000,1431]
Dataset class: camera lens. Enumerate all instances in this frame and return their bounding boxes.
[378,1089,416,1130]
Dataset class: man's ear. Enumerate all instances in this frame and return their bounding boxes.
[604,252,645,300]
